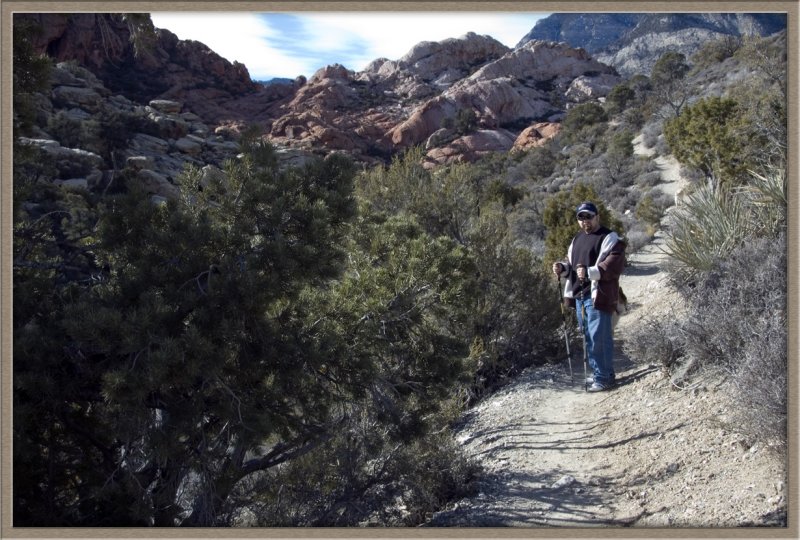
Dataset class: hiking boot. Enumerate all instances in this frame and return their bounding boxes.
[587,381,615,392]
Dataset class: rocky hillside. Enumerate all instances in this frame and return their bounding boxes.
[19,13,622,177]
[18,60,247,202]
[519,13,787,76]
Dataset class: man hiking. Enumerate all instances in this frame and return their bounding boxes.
[552,201,626,392]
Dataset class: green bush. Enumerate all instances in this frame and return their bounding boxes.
[47,112,88,148]
[357,151,561,400]
[691,35,741,71]
[249,421,478,526]
[664,97,756,187]
[605,83,635,116]
[560,102,608,147]
[635,194,664,231]
[624,232,786,450]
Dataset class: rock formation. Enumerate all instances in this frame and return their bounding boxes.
[17,13,625,175]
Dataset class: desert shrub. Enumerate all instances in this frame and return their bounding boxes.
[87,108,160,161]
[624,232,786,452]
[506,146,558,185]
[560,102,608,148]
[691,35,742,71]
[636,170,662,189]
[664,96,757,188]
[634,194,660,230]
[665,184,751,276]
[443,108,479,136]
[622,315,683,371]
[673,234,786,448]
[640,121,662,149]
[248,414,479,526]
[47,112,87,148]
[465,203,563,399]
[604,185,636,211]
[605,83,635,116]
[654,135,671,157]
[357,151,561,401]
[13,18,53,136]
[736,167,787,238]
[623,226,653,254]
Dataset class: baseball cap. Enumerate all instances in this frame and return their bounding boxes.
[576,202,598,216]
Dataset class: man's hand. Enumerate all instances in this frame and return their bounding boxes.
[552,262,563,276]
[576,264,587,282]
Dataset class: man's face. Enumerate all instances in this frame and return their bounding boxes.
[577,212,599,233]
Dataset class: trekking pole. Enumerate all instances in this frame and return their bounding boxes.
[556,275,574,385]
[577,265,589,392]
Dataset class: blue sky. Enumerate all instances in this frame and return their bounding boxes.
[150,12,548,81]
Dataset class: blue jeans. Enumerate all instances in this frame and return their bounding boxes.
[575,296,615,385]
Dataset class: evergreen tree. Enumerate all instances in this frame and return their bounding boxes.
[650,51,691,117]
[664,96,755,188]
[605,83,635,117]
[14,140,364,525]
[560,102,608,149]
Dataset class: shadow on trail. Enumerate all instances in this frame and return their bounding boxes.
[426,466,641,527]
[615,364,659,387]
[429,344,667,527]
[623,263,661,277]
[474,421,685,457]
[428,415,682,527]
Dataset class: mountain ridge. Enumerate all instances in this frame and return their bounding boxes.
[519,13,787,76]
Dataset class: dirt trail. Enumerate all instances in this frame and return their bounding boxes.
[425,140,787,529]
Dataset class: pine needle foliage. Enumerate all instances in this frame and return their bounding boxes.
[14,136,491,525]
[356,149,562,398]
[14,140,367,525]
[664,97,762,188]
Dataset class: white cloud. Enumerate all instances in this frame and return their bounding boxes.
[151,12,310,79]
[303,12,541,58]
[151,11,547,80]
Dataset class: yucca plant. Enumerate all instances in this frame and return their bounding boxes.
[665,163,786,278]
[735,164,787,237]
[665,183,750,275]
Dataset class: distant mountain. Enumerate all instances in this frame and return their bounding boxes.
[518,13,787,76]
[516,14,641,52]
[259,77,294,86]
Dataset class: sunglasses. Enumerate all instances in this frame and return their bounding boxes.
[577,214,596,221]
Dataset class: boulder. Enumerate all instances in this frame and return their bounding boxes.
[565,73,621,102]
[136,169,179,199]
[129,133,170,154]
[51,85,103,110]
[174,136,202,155]
[390,96,456,147]
[513,122,562,151]
[55,178,89,190]
[148,99,183,114]
[425,129,517,167]
[126,155,155,170]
